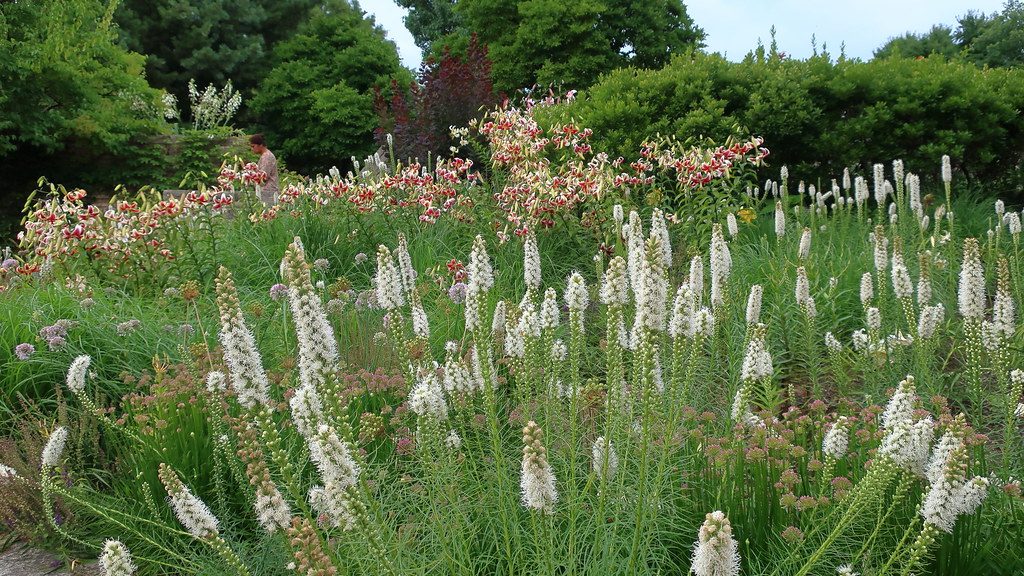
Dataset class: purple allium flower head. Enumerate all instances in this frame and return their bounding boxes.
[14,343,35,360]
[1,259,17,270]
[354,252,368,264]
[46,336,66,351]
[448,282,468,304]
[269,283,288,301]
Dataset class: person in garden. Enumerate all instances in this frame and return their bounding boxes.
[249,133,279,205]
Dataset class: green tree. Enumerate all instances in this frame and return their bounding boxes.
[0,0,165,237]
[115,0,320,103]
[873,25,960,60]
[965,1,1024,68]
[395,0,462,52]
[404,0,705,93]
[250,0,410,175]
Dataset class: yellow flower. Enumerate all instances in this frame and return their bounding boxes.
[737,208,756,224]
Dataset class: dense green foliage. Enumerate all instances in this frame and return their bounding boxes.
[250,0,410,175]
[875,1,1024,68]
[400,0,705,93]
[115,0,319,107]
[544,50,1024,197]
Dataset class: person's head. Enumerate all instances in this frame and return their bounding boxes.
[249,133,267,154]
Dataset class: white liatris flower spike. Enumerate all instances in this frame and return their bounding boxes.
[798,227,811,260]
[872,226,888,272]
[917,253,932,305]
[994,258,1015,338]
[375,245,404,310]
[908,173,922,216]
[523,230,542,290]
[860,273,874,307]
[691,510,741,576]
[958,476,990,517]
[941,154,952,183]
[693,307,715,338]
[709,224,731,309]
[465,235,494,332]
[740,325,772,383]
[625,210,645,296]
[290,383,324,440]
[396,233,417,298]
[99,540,136,576]
[613,204,624,227]
[540,287,560,330]
[1006,212,1022,236]
[0,463,16,478]
[41,426,68,469]
[981,321,1002,353]
[917,304,945,339]
[730,389,759,427]
[823,416,850,459]
[551,339,567,362]
[158,463,219,538]
[745,284,763,326]
[893,158,904,189]
[411,295,429,340]
[843,167,851,190]
[689,255,704,307]
[669,284,695,339]
[66,354,90,395]
[795,266,810,306]
[891,251,913,300]
[855,176,869,206]
[996,199,1005,219]
[921,440,968,533]
[882,375,917,430]
[726,213,738,238]
[592,436,618,481]
[565,271,589,312]
[600,256,629,306]
[825,332,842,352]
[445,430,461,450]
[957,238,985,321]
[517,291,542,339]
[282,241,340,392]
[780,165,789,181]
[216,267,272,409]
[637,237,669,331]
[491,300,507,335]
[308,425,359,490]
[205,371,226,393]
[866,307,881,332]
[520,421,557,514]
[650,208,672,267]
[804,296,818,319]
[927,431,964,486]
[408,368,448,421]
[873,163,885,203]
[774,201,786,237]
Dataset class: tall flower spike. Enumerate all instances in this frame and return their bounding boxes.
[41,426,68,469]
[524,230,541,290]
[917,304,945,340]
[740,324,772,383]
[591,436,618,481]
[823,416,850,459]
[465,235,494,332]
[159,463,219,538]
[726,213,738,238]
[216,267,271,409]
[774,201,786,237]
[636,237,669,332]
[564,272,589,329]
[411,293,429,340]
[66,354,90,395]
[650,208,672,267]
[709,224,731,309]
[795,267,810,306]
[873,226,888,272]
[689,255,704,307]
[540,287,560,330]
[396,233,417,298]
[99,540,136,576]
[520,421,557,514]
[798,227,811,260]
[917,252,932,305]
[669,284,695,339]
[860,273,874,308]
[745,284,763,326]
[283,240,340,391]
[691,511,741,576]
[374,245,404,310]
[408,368,448,421]
[891,248,913,300]
[957,238,985,321]
[600,256,629,306]
[994,257,1015,338]
[625,211,645,298]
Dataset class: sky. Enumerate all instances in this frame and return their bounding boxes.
[363,0,1005,70]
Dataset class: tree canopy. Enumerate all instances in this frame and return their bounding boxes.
[399,0,705,93]
[250,0,410,175]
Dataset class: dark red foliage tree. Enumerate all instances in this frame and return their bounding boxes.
[375,34,498,164]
